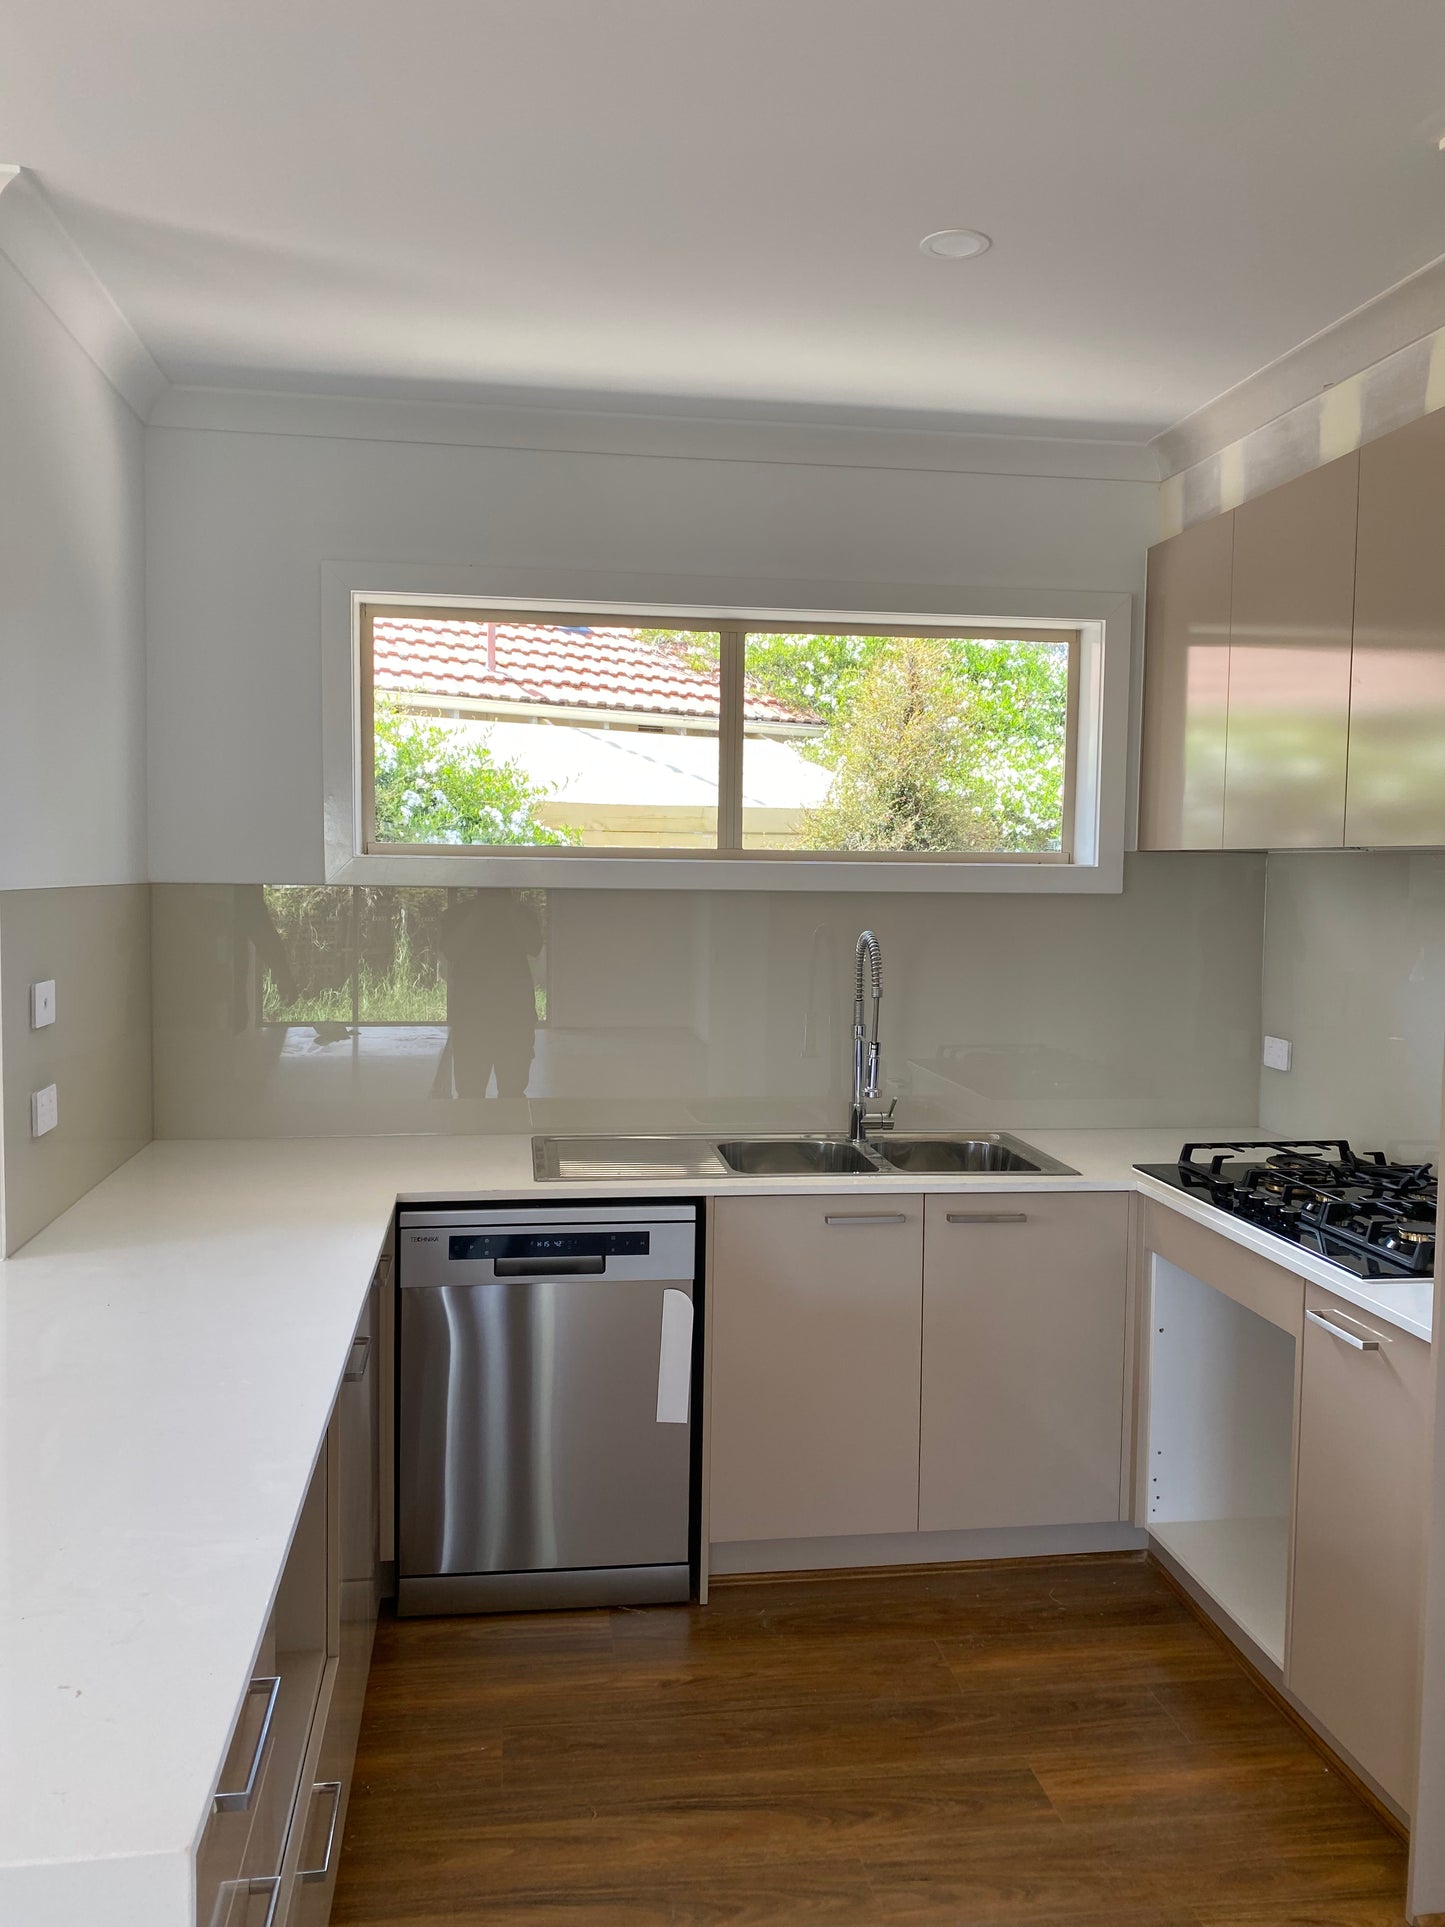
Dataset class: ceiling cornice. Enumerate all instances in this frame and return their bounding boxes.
[0,165,166,420]
[1152,247,1445,479]
[149,384,1164,483]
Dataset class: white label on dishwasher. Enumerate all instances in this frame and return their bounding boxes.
[656,1288,693,1423]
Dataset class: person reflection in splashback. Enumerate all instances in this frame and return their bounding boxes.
[434,889,543,1100]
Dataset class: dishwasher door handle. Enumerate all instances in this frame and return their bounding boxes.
[493,1255,606,1277]
[656,1288,694,1424]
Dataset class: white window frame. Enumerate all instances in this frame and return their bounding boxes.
[321,564,1132,893]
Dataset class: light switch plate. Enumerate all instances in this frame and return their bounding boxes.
[31,1084,58,1137]
[30,979,56,1028]
[1262,1035,1293,1072]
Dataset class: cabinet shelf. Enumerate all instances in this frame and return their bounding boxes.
[1151,1515,1288,1665]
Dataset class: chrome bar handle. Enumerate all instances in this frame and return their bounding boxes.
[824,1212,908,1226]
[210,1874,282,1927]
[946,1212,1029,1224]
[299,1779,344,1883]
[343,1333,371,1382]
[1306,1309,1382,1352]
[213,1675,281,1814]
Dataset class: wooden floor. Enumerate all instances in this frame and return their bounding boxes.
[332,1554,1409,1927]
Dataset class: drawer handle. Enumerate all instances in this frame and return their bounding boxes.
[344,1333,371,1382]
[946,1212,1028,1225]
[299,1779,344,1883]
[213,1674,280,1814]
[1306,1308,1382,1352]
[824,1212,908,1226]
[210,1875,282,1927]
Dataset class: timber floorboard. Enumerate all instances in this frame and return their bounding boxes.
[331,1554,1408,1927]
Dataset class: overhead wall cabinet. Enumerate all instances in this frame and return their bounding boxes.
[1346,407,1445,846]
[1138,513,1234,850]
[1223,454,1358,850]
[1141,408,1445,851]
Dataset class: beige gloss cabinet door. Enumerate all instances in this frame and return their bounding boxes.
[1139,512,1234,850]
[1288,1289,1431,1812]
[1347,406,1445,846]
[919,1194,1129,1532]
[1223,452,1357,850]
[708,1195,924,1542]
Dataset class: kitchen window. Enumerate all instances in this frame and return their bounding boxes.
[357,604,1080,863]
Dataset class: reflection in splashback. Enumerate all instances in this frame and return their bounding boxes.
[151,855,1266,1139]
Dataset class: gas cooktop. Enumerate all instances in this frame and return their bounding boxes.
[1135,1139,1437,1281]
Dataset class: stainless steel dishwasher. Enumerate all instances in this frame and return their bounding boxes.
[397,1203,697,1615]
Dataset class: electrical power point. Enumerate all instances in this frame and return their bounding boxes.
[31,1084,58,1137]
[30,979,56,1028]
[1262,1035,1293,1072]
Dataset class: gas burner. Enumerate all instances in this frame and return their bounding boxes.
[1134,1139,1436,1282]
[1376,1223,1433,1250]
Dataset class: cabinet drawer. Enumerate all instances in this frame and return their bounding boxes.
[200,1441,333,1926]
[196,1671,283,1922]
[208,1874,287,1927]
[198,1642,326,1922]
[283,1772,347,1927]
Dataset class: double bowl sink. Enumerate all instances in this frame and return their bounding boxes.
[532,1130,1077,1181]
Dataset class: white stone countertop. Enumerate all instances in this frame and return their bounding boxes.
[0,1127,1434,1924]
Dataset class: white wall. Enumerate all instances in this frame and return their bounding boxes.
[144,393,1158,882]
[0,219,152,1245]
[0,250,147,888]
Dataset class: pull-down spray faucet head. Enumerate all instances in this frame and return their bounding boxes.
[850,931,885,1134]
[854,930,882,1097]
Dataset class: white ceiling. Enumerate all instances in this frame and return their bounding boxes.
[3,0,1445,439]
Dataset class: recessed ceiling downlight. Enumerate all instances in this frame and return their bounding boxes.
[919,228,992,259]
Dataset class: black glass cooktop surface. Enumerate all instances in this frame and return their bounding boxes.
[1135,1139,1436,1281]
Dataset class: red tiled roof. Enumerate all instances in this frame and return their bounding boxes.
[371,617,821,727]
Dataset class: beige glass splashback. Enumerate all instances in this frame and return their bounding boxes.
[0,884,153,1254]
[150,855,1265,1139]
[1260,851,1445,1157]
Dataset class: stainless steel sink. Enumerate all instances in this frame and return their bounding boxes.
[531,1128,1075,1180]
[715,1136,879,1176]
[872,1132,1077,1176]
